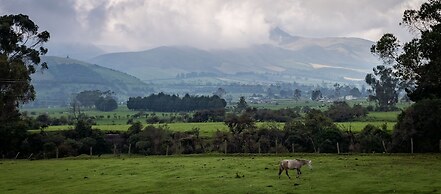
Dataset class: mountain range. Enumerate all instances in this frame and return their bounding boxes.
[29,56,152,107]
[89,27,379,84]
[29,28,381,107]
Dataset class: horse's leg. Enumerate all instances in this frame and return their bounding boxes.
[285,169,291,179]
[278,167,283,179]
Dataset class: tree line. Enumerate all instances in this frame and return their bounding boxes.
[126,93,226,112]
[7,104,440,159]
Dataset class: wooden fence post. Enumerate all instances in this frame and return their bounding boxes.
[90,147,93,156]
[224,140,227,154]
[382,140,388,153]
[411,138,414,154]
[56,147,59,159]
[258,142,261,154]
[439,140,441,153]
[337,142,340,154]
[113,144,117,156]
[275,139,278,155]
[166,145,169,156]
[128,144,131,156]
[292,143,295,153]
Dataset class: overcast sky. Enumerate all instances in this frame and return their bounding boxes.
[0,0,425,52]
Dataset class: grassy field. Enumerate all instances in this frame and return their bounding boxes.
[24,101,403,135]
[336,122,396,132]
[41,122,285,137]
[41,120,396,136]
[1,154,440,193]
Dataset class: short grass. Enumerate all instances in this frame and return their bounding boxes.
[40,121,395,135]
[365,111,400,122]
[336,122,396,132]
[1,154,440,194]
[40,122,284,137]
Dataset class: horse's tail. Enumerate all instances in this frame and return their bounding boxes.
[278,161,284,177]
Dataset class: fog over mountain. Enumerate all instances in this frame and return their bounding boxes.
[89,28,379,84]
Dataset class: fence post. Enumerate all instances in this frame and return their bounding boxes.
[382,140,388,153]
[439,140,441,153]
[258,142,261,154]
[275,139,278,155]
[336,142,340,154]
[411,138,414,154]
[89,147,93,156]
[224,140,227,155]
[56,147,59,159]
[128,144,131,156]
[166,145,169,156]
[292,143,295,153]
[113,144,117,156]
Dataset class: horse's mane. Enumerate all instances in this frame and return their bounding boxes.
[295,159,309,163]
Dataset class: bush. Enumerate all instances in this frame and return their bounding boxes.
[392,99,441,152]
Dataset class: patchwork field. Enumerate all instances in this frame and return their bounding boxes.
[1,154,440,193]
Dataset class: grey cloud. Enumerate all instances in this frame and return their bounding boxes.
[0,0,426,51]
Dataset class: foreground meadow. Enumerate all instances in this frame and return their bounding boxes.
[1,154,440,193]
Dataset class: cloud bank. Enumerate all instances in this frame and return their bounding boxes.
[0,0,425,51]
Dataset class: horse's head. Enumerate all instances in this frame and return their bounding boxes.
[307,160,313,170]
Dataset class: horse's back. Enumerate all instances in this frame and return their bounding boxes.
[280,159,297,169]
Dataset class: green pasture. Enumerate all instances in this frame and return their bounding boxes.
[336,122,396,132]
[40,122,285,137]
[40,120,395,136]
[366,111,400,122]
[1,154,440,193]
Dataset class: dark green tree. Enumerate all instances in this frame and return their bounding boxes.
[371,0,441,101]
[392,99,441,152]
[294,89,301,101]
[372,0,441,153]
[311,89,322,101]
[95,96,118,112]
[235,96,248,113]
[75,90,103,108]
[357,124,391,153]
[0,14,49,157]
[365,65,400,111]
[224,113,255,135]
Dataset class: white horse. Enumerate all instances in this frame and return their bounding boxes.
[278,159,312,179]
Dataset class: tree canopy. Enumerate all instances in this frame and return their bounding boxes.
[371,0,441,102]
[365,65,400,111]
[0,14,50,121]
[0,14,49,156]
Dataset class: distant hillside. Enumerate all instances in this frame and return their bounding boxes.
[90,28,379,85]
[29,56,152,107]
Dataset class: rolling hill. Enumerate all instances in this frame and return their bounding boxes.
[90,28,380,85]
[29,56,152,107]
